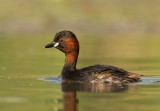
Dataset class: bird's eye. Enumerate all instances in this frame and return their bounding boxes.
[59,39,63,43]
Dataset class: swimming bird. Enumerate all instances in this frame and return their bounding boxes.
[45,30,141,84]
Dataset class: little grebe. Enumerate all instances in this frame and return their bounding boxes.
[45,30,141,84]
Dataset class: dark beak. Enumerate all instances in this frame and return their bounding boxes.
[45,42,55,48]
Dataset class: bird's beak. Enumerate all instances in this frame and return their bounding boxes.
[45,42,59,48]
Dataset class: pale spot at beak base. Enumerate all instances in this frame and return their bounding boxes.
[54,43,59,47]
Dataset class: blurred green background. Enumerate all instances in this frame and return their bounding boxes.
[1,0,160,75]
[0,0,160,36]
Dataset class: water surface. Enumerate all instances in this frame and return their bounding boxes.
[1,35,160,111]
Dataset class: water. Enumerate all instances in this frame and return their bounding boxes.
[1,35,160,111]
[40,76,160,85]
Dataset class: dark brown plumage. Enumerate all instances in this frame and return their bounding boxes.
[45,30,142,84]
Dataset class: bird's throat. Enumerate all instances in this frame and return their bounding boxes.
[61,52,78,76]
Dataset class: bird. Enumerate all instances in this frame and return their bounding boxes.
[45,30,141,84]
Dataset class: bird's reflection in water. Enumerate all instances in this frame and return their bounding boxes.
[61,81,135,111]
[63,91,77,111]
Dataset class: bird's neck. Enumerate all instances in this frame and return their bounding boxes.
[61,51,79,76]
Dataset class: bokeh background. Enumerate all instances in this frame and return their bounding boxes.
[1,0,160,75]
[1,0,160,36]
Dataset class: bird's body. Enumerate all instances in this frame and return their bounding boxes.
[61,64,141,84]
[45,30,141,84]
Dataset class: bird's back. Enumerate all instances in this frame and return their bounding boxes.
[74,64,141,84]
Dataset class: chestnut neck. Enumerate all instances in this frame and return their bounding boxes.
[61,51,79,76]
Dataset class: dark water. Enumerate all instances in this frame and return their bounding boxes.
[1,36,160,111]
